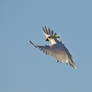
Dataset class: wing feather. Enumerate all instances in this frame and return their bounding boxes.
[61,44,72,58]
[29,40,53,56]
[42,26,58,38]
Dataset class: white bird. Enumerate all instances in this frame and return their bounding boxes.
[29,26,77,69]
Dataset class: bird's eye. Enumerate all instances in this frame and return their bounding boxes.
[46,38,49,41]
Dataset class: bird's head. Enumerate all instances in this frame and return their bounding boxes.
[42,26,61,44]
[46,35,60,41]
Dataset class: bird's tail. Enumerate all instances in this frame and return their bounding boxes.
[29,40,38,48]
[69,59,77,70]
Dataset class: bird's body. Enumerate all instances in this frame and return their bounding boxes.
[29,26,77,69]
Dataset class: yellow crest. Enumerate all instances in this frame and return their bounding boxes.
[53,35,60,38]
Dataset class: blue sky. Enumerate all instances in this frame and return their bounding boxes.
[0,0,92,92]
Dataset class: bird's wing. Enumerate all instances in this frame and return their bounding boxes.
[42,26,58,38]
[29,40,53,56]
[62,45,77,69]
[61,43,72,58]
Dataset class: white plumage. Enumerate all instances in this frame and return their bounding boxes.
[29,26,77,69]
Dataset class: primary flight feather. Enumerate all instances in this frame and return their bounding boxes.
[29,26,77,69]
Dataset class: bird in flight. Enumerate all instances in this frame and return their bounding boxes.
[29,26,77,69]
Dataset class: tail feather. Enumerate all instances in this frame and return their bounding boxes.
[69,59,77,70]
[29,40,38,48]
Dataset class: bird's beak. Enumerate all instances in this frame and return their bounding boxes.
[46,38,49,41]
[53,35,60,39]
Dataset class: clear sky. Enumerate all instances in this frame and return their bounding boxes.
[0,0,92,92]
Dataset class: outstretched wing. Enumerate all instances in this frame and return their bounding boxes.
[29,40,53,56]
[42,26,58,38]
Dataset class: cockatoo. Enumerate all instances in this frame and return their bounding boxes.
[29,26,77,69]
